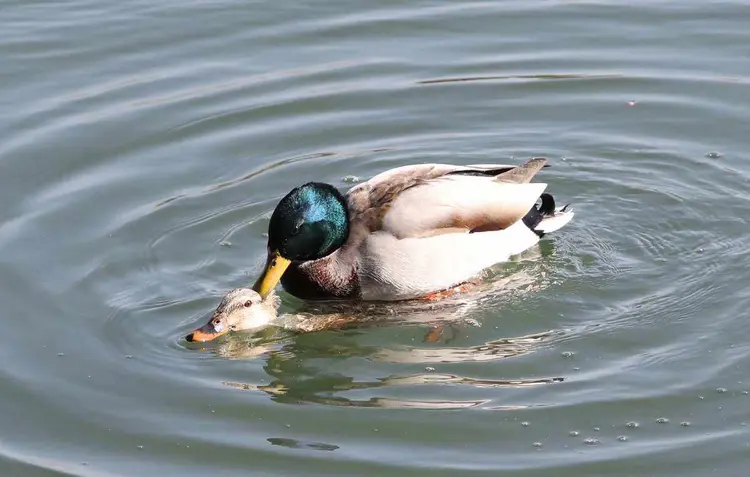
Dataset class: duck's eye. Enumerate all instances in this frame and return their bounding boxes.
[243,300,252,308]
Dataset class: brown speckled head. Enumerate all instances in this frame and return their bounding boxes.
[185,289,279,343]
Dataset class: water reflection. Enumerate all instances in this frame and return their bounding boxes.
[223,363,562,409]
[225,367,562,410]
[190,259,564,409]
[371,330,562,363]
[216,315,562,409]
[176,258,563,409]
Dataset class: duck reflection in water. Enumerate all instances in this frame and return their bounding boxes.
[185,263,566,409]
[220,329,564,410]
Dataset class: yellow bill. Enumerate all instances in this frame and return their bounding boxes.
[253,250,291,298]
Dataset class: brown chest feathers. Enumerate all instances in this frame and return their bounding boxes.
[280,255,360,300]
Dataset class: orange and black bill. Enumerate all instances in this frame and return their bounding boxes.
[185,315,228,343]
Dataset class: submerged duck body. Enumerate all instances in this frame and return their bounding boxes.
[253,158,574,302]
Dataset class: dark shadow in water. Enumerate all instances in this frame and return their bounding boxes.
[267,437,339,452]
[417,73,619,85]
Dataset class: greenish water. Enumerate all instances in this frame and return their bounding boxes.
[2,1,750,475]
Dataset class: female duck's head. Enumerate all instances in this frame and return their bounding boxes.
[253,182,349,297]
[185,288,280,342]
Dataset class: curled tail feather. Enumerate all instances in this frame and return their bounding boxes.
[522,193,574,237]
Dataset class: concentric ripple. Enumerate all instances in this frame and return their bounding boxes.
[1,0,750,476]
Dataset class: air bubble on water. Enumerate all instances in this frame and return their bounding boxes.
[137,445,144,450]
[617,436,628,442]
[561,351,575,359]
[705,152,722,159]
[533,442,543,448]
[425,366,435,372]
[656,418,669,424]
[680,421,691,427]
[742,391,748,395]
[220,241,231,247]
[583,438,600,446]
[716,387,727,394]
[593,427,600,432]
[569,430,580,437]
[57,353,65,357]
[125,355,133,359]
[626,422,639,429]
[698,396,704,400]
[521,422,530,427]
[261,232,269,238]
[342,175,361,184]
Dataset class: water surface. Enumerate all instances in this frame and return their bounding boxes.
[2,1,750,475]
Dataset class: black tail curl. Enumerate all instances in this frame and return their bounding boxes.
[522,193,556,238]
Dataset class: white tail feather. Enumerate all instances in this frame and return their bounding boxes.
[536,208,574,234]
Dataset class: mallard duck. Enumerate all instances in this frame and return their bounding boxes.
[251,157,573,302]
[186,288,280,342]
[186,288,366,342]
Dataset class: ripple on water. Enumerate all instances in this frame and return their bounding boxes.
[2,0,750,475]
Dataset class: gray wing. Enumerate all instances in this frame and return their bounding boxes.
[344,158,548,241]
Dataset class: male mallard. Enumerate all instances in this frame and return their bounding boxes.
[251,157,573,302]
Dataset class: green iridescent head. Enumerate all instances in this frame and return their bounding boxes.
[269,182,349,260]
[253,182,349,297]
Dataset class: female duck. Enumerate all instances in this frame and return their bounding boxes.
[252,158,573,302]
[186,288,365,342]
